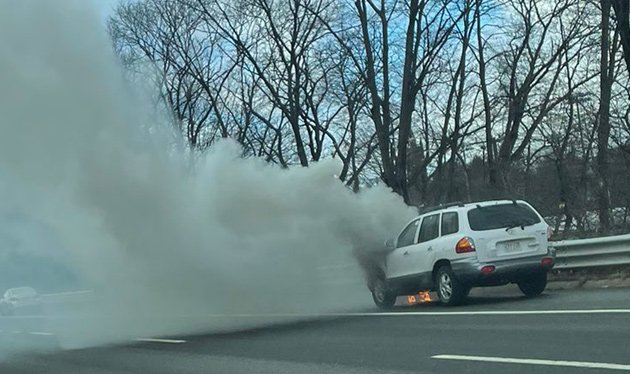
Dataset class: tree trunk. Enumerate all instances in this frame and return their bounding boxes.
[612,0,630,75]
[395,0,422,203]
[447,0,472,201]
[598,0,612,233]
[355,0,396,192]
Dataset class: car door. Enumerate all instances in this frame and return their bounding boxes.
[385,218,420,279]
[414,214,441,281]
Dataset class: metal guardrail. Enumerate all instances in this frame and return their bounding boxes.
[551,234,630,269]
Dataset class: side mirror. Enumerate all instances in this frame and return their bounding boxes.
[384,239,395,250]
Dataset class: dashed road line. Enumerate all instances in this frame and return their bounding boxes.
[28,332,55,336]
[432,354,630,371]
[135,338,186,344]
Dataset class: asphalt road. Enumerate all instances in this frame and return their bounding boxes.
[0,286,629,373]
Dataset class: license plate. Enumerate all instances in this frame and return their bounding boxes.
[503,241,520,252]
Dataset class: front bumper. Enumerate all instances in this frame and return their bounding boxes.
[450,252,555,286]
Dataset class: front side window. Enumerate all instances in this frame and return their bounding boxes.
[397,220,420,248]
[418,214,440,243]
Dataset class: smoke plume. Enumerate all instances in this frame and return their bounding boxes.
[0,0,415,350]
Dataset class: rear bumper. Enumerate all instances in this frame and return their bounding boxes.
[450,252,554,286]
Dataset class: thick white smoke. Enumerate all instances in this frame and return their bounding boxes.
[0,0,415,349]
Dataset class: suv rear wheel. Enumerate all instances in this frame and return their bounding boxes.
[517,272,547,297]
[436,266,466,306]
[371,278,396,309]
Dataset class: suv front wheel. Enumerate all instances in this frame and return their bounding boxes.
[436,266,467,306]
[371,278,396,309]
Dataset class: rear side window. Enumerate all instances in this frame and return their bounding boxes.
[397,220,420,248]
[467,203,541,231]
[418,214,439,243]
[441,212,459,235]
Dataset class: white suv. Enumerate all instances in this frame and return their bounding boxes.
[364,200,555,307]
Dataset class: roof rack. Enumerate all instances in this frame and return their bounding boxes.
[417,201,465,215]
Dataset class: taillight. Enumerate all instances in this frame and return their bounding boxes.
[547,226,553,240]
[541,257,554,267]
[456,237,476,253]
[480,265,495,274]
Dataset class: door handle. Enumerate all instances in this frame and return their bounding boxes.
[427,246,433,251]
[403,250,409,256]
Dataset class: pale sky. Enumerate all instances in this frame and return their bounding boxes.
[90,0,121,22]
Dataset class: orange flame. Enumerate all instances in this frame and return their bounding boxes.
[419,291,432,303]
[407,291,432,304]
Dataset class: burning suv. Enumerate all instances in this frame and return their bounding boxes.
[365,200,555,307]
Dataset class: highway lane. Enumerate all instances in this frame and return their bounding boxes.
[0,286,629,373]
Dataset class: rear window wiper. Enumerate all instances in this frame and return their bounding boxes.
[505,222,524,231]
[505,219,537,231]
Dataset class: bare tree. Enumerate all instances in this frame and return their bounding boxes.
[191,0,344,166]
[107,0,630,236]
[597,0,622,233]
[313,0,467,202]
[611,0,630,75]
[109,0,239,150]
[487,0,595,193]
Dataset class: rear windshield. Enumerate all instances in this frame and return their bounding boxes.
[467,203,541,231]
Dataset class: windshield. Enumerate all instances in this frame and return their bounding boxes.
[467,203,541,231]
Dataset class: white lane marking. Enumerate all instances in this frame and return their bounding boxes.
[28,332,55,336]
[316,263,356,271]
[432,354,630,371]
[338,309,630,317]
[135,338,186,344]
[200,309,630,318]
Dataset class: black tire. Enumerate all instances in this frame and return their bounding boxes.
[518,272,547,297]
[371,277,396,309]
[435,266,467,306]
